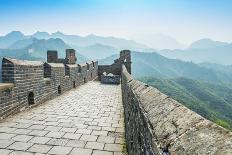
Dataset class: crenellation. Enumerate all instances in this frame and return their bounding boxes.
[0,49,98,119]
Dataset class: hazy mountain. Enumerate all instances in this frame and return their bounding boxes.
[158,39,232,65]
[8,37,35,49]
[0,31,26,48]
[73,43,118,59]
[99,51,232,85]
[0,38,89,63]
[132,33,185,50]
[32,31,50,39]
[199,63,232,74]
[189,38,229,49]
[140,77,232,130]
[32,31,147,51]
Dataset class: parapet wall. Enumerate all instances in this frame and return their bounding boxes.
[98,50,131,80]
[0,58,98,119]
[121,65,232,155]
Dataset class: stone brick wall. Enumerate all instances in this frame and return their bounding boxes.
[0,58,98,119]
[98,50,131,80]
[121,65,232,155]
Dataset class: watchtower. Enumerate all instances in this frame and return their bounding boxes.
[47,50,58,63]
[66,49,76,64]
[119,50,131,74]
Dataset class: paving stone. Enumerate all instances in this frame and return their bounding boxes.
[76,129,92,134]
[28,130,49,136]
[104,144,123,152]
[92,130,108,136]
[102,127,116,132]
[0,139,15,148]
[12,135,33,142]
[87,125,101,130]
[114,152,123,155]
[46,131,65,138]
[97,136,115,143]
[115,138,124,144]
[0,133,16,140]
[28,144,52,154]
[48,146,72,155]
[0,149,13,155]
[0,127,16,133]
[73,124,87,129]
[69,148,92,155]
[7,142,33,151]
[44,126,62,132]
[92,150,113,155]
[30,121,45,125]
[62,133,81,140]
[65,140,86,148]
[29,137,51,144]
[11,129,32,135]
[85,141,104,150]
[80,134,98,141]
[10,151,34,155]
[85,121,98,126]
[12,123,31,129]
[44,122,59,126]
[60,127,77,133]
[28,125,46,130]
[47,138,69,146]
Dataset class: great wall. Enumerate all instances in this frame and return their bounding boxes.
[0,49,231,154]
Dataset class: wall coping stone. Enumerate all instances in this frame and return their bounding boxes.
[46,63,65,67]
[121,65,232,154]
[0,83,14,90]
[4,57,43,66]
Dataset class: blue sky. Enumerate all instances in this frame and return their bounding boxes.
[0,0,232,44]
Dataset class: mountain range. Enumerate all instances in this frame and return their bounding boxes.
[1,31,232,64]
[99,51,232,85]
[159,38,232,65]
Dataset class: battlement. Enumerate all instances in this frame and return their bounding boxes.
[47,49,77,64]
[98,50,132,79]
[0,49,98,119]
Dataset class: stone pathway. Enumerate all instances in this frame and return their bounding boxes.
[0,81,125,155]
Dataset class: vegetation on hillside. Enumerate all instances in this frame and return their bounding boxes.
[139,77,232,131]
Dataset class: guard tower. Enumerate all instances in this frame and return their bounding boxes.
[47,50,58,63]
[47,49,77,64]
[66,49,77,64]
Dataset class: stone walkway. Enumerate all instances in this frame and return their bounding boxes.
[0,81,125,155]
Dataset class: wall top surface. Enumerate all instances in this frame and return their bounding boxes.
[3,57,44,66]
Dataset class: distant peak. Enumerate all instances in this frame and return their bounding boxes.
[6,31,24,37]
[189,38,228,49]
[86,34,98,38]
[52,31,64,35]
[33,31,50,35]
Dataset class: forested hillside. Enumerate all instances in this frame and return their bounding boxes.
[140,77,232,130]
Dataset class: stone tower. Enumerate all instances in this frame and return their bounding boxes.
[47,49,77,64]
[119,50,132,74]
[47,50,58,63]
[65,49,77,64]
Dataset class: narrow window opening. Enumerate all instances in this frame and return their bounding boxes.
[28,92,35,105]
[84,78,87,83]
[73,81,76,88]
[87,63,90,70]
[58,85,61,94]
